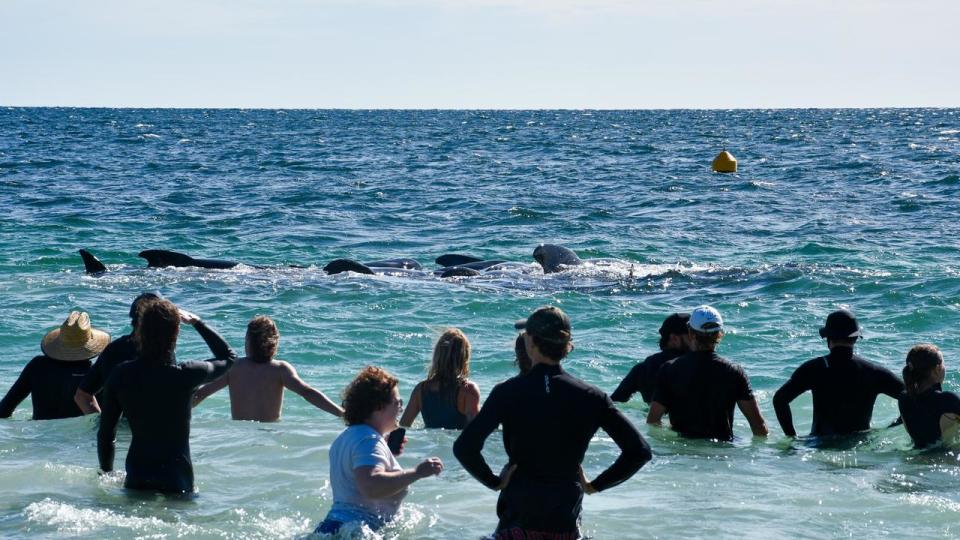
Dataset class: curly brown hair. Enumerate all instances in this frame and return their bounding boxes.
[342,366,399,426]
[246,315,279,363]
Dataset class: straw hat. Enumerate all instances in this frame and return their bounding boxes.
[41,311,111,361]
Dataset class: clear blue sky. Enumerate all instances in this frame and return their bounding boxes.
[1,0,957,108]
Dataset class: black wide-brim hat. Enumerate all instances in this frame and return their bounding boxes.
[819,309,861,339]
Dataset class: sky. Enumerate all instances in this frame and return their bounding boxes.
[1,0,958,109]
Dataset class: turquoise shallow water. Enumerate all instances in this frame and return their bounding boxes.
[1,108,960,538]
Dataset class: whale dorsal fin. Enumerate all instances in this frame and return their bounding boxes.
[79,249,107,274]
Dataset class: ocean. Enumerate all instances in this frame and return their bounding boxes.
[1,107,959,539]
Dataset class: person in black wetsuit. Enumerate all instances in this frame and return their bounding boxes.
[454,306,652,539]
[612,312,690,404]
[97,298,236,494]
[898,343,960,448]
[74,292,159,414]
[1,311,110,420]
[772,309,904,438]
[647,306,768,441]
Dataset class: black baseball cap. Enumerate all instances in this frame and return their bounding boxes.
[515,306,572,344]
[659,313,691,337]
[819,309,862,339]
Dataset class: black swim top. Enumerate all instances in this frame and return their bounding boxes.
[0,355,91,420]
[773,347,904,437]
[454,363,651,492]
[77,333,138,397]
[611,348,685,404]
[97,320,236,493]
[421,381,468,429]
[898,388,960,448]
[652,351,754,441]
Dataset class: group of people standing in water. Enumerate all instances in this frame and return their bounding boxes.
[1,293,958,539]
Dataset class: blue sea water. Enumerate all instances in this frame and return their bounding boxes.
[1,107,959,538]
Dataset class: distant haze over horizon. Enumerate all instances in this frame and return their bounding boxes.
[2,0,957,109]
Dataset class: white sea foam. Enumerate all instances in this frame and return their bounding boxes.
[24,499,201,535]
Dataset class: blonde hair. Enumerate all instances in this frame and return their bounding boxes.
[427,328,471,386]
[246,315,279,363]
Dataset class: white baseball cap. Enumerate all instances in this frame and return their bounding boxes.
[688,305,723,333]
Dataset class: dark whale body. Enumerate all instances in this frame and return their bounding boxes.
[533,244,583,273]
[138,249,241,269]
[323,258,423,275]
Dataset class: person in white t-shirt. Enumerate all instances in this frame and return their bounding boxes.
[316,366,444,534]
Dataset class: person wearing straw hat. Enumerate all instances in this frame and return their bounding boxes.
[772,309,904,438]
[0,311,111,420]
[97,297,236,494]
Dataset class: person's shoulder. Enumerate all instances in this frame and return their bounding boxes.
[461,379,480,396]
[939,390,960,407]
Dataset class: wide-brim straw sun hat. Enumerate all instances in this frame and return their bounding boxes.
[40,311,111,361]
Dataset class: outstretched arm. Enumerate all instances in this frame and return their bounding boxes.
[280,362,343,417]
[192,374,229,408]
[738,398,769,437]
[399,382,422,428]
[181,315,237,386]
[353,459,443,499]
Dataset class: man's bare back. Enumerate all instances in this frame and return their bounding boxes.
[193,357,343,422]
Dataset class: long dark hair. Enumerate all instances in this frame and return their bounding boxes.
[903,343,943,396]
[136,298,180,365]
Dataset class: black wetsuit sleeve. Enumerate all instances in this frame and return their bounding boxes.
[453,384,505,490]
[97,374,123,472]
[944,393,960,414]
[875,366,906,399]
[611,363,643,403]
[77,354,107,395]
[591,396,652,492]
[773,362,814,438]
[182,321,237,387]
[0,361,34,418]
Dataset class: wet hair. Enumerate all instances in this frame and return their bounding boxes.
[136,298,180,365]
[129,292,161,328]
[246,315,279,364]
[342,366,399,426]
[427,328,471,387]
[530,334,571,362]
[514,334,532,375]
[903,343,943,396]
[690,329,723,351]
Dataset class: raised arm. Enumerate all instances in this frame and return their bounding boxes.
[97,377,123,473]
[453,385,505,490]
[588,397,652,492]
[398,382,422,428]
[181,316,237,386]
[738,398,769,437]
[192,373,229,408]
[279,362,343,417]
[0,362,34,418]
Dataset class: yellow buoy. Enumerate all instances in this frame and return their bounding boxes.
[711,150,737,173]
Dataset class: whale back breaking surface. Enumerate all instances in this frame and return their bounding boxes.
[138,249,239,269]
[323,258,375,275]
[533,244,583,273]
[435,254,484,267]
[363,258,422,270]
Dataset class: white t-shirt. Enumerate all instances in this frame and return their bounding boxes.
[325,424,406,525]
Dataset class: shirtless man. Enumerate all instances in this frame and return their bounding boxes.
[192,315,343,421]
